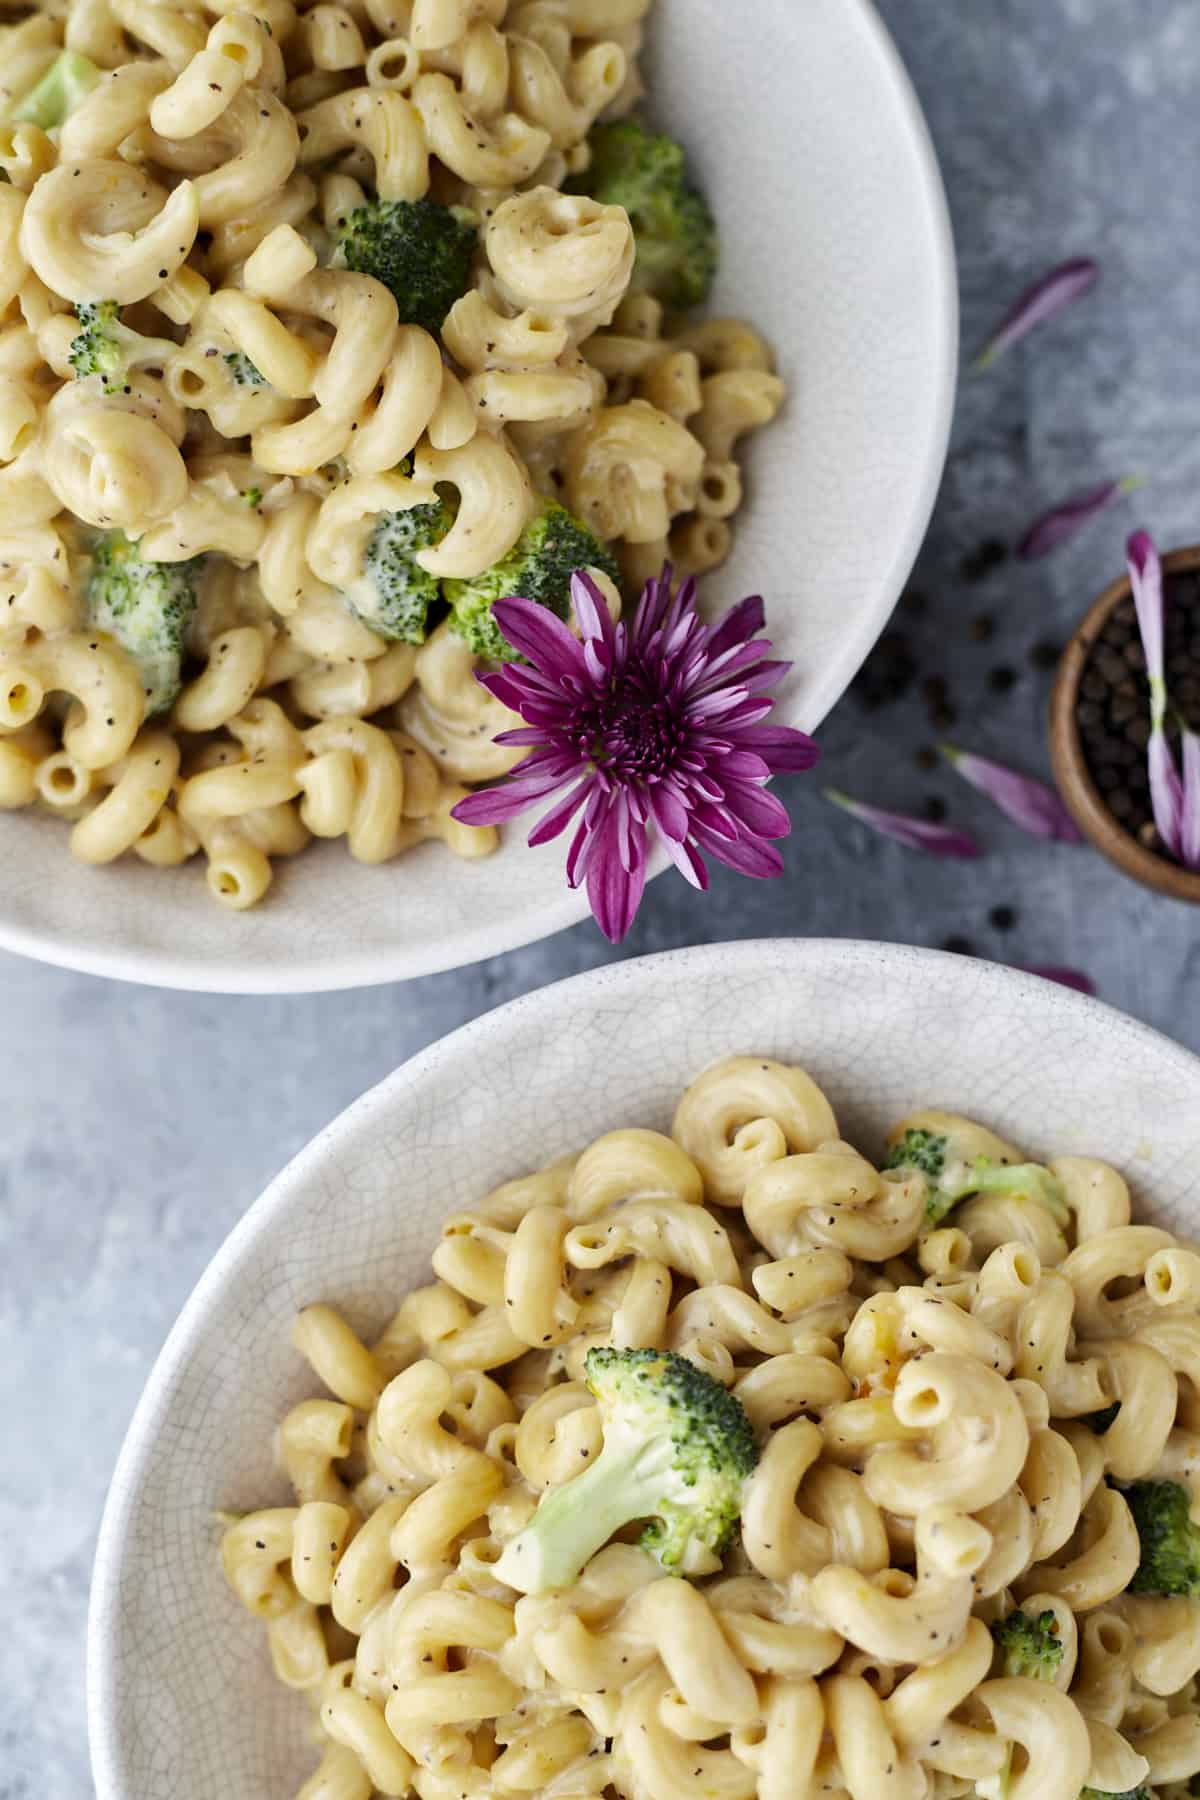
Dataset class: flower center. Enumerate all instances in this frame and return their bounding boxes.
[586,688,680,778]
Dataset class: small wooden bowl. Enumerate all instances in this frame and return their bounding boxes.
[1050,543,1200,903]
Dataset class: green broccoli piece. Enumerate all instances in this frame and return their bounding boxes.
[990,1609,1064,1682]
[6,49,101,129]
[567,118,718,311]
[1123,1479,1200,1597]
[85,531,200,717]
[334,197,477,335]
[493,1347,758,1595]
[444,501,619,662]
[241,486,263,509]
[68,301,177,394]
[223,350,266,388]
[884,1127,1068,1229]
[1080,1790,1152,1800]
[884,1127,946,1183]
[352,492,455,644]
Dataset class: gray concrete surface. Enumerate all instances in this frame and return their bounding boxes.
[5,1,1200,1792]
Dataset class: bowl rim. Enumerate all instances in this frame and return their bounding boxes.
[1,0,958,996]
[87,935,1200,1795]
[1049,542,1200,903]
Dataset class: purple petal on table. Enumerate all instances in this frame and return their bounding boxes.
[940,745,1084,842]
[1181,727,1200,869]
[1127,529,1166,695]
[1016,477,1141,561]
[1023,966,1097,996]
[824,789,982,858]
[973,257,1099,371]
[1149,725,1184,859]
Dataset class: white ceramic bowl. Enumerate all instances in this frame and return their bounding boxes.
[0,0,956,993]
[89,938,1200,1797]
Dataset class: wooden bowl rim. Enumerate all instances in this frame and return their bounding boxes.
[1049,542,1200,903]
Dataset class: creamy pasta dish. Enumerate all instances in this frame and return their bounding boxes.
[0,0,783,909]
[222,1056,1200,1800]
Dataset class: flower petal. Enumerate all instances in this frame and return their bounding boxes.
[586,804,648,941]
[492,726,552,747]
[633,565,673,641]
[1017,477,1139,561]
[1023,966,1097,996]
[722,780,792,840]
[569,569,616,652]
[741,724,821,773]
[475,667,536,711]
[565,814,593,888]
[940,745,1084,842]
[647,782,690,844]
[661,832,709,889]
[825,788,982,859]
[491,597,585,673]
[450,785,543,827]
[705,593,766,658]
[527,776,594,847]
[1183,728,1200,870]
[1127,529,1166,695]
[693,825,784,878]
[973,257,1099,371]
[1149,725,1184,858]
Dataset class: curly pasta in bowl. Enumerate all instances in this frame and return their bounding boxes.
[90,941,1200,1799]
[0,0,954,989]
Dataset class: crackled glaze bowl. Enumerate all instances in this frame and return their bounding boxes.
[89,938,1200,1796]
[0,0,956,992]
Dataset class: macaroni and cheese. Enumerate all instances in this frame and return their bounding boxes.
[0,0,783,909]
[222,1057,1200,1799]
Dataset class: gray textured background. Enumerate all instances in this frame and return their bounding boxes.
[5,1,1200,1793]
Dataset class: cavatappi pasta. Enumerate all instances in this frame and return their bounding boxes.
[0,0,783,909]
[222,1056,1200,1800]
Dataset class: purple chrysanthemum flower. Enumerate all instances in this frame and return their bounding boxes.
[450,567,820,942]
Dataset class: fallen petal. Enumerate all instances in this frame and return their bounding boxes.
[973,257,1099,371]
[825,788,982,859]
[941,745,1084,842]
[1017,477,1140,561]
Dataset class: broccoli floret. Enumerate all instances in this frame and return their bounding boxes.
[990,1609,1064,1682]
[884,1127,1068,1229]
[6,49,101,129]
[444,501,619,662]
[352,492,455,644]
[241,486,263,509]
[85,532,200,717]
[223,350,266,388]
[1123,1479,1200,1597]
[334,197,476,335]
[885,1127,946,1182]
[493,1347,757,1595]
[1080,1790,1152,1800]
[567,119,718,310]
[68,301,177,394]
